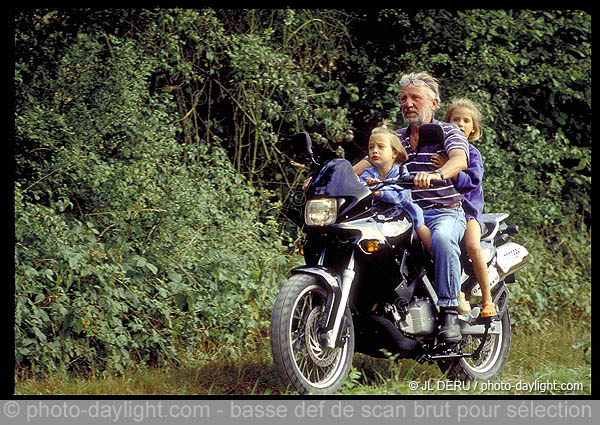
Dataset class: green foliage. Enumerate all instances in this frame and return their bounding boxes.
[143,8,356,199]
[509,222,591,330]
[15,10,294,375]
[15,136,292,375]
[337,10,591,229]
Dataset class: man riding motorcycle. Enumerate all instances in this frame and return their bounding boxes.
[352,71,469,342]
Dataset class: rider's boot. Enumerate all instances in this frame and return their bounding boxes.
[438,307,461,343]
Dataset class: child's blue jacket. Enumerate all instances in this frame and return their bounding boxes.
[360,163,424,229]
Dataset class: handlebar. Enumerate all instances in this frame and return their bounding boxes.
[366,175,448,191]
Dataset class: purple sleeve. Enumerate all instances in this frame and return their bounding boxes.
[455,145,483,193]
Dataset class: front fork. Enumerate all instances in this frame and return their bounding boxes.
[290,248,356,349]
[321,250,355,349]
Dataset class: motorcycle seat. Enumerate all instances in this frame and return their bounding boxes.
[480,213,509,242]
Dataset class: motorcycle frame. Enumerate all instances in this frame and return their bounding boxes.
[293,223,517,353]
[293,160,527,356]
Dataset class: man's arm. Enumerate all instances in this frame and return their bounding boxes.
[413,148,468,189]
[436,148,468,180]
[353,158,372,176]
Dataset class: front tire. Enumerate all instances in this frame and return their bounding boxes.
[270,274,354,394]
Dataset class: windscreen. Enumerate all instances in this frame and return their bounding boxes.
[307,159,371,199]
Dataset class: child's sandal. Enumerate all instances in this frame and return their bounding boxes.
[457,291,471,314]
[481,301,497,318]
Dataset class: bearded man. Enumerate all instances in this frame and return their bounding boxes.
[354,71,469,342]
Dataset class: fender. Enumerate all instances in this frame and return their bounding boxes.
[492,283,510,320]
[291,266,342,335]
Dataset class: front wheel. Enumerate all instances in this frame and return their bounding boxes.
[439,308,511,381]
[270,274,354,394]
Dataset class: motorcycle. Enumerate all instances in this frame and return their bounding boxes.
[270,124,529,394]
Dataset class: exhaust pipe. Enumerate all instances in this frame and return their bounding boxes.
[354,313,420,358]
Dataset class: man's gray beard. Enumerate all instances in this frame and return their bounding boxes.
[404,114,425,127]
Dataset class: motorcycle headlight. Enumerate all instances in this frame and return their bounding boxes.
[304,198,337,226]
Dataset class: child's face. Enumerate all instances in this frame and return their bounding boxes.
[368,134,398,167]
[449,107,475,140]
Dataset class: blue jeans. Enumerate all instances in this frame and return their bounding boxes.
[423,206,466,308]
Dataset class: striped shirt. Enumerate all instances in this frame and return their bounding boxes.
[397,119,470,209]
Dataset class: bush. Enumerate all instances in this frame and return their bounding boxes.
[509,221,591,330]
[14,19,293,375]
[15,140,293,375]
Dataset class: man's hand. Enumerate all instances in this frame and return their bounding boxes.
[418,148,467,189]
[413,171,442,189]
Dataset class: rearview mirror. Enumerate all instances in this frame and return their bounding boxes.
[290,131,320,166]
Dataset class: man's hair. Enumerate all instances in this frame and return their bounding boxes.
[400,71,440,104]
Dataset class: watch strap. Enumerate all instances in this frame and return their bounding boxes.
[432,169,444,179]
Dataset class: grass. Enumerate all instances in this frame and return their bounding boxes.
[14,345,287,395]
[14,316,591,396]
[343,316,591,395]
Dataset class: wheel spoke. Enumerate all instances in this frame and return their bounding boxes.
[462,317,505,374]
[295,298,343,385]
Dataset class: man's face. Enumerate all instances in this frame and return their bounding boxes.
[400,84,438,127]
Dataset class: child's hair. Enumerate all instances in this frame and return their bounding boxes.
[444,98,483,141]
[370,120,408,163]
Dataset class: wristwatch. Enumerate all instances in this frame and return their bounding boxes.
[432,169,444,179]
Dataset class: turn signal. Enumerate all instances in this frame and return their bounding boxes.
[506,225,520,235]
[360,240,382,253]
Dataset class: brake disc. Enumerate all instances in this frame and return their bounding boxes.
[305,307,339,367]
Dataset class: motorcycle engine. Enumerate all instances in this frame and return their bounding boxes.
[397,298,437,336]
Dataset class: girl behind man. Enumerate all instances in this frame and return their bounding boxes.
[434,98,497,317]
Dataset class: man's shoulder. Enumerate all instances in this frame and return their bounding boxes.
[433,119,469,155]
[433,119,463,135]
